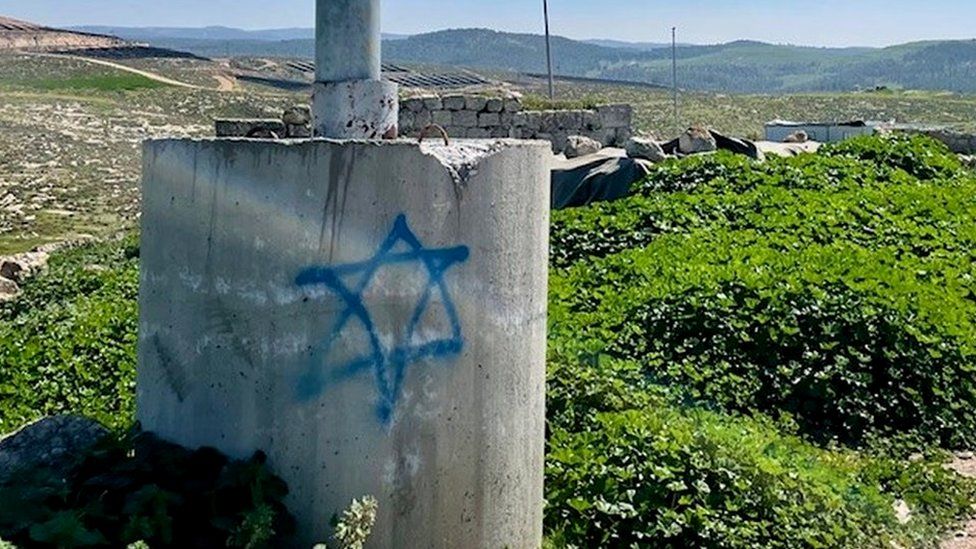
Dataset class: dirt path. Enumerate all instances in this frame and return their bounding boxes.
[23,52,205,89]
[213,74,237,92]
[943,454,976,548]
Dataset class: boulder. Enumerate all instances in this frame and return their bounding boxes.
[678,126,718,154]
[282,105,311,126]
[564,135,603,159]
[783,130,809,143]
[0,276,17,301]
[0,250,49,283]
[625,137,667,162]
[0,415,109,485]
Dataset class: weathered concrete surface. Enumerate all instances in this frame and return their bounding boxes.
[138,138,550,548]
[315,0,381,82]
[312,79,398,139]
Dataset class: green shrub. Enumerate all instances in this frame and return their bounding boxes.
[552,233,976,447]
[0,236,139,433]
[552,142,975,268]
[821,134,964,180]
[544,356,976,548]
[0,429,294,548]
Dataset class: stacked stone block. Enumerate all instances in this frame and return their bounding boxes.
[399,94,633,154]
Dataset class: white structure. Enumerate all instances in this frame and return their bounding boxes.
[764,120,878,143]
[313,0,398,139]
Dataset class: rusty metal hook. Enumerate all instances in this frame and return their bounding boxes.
[418,124,450,146]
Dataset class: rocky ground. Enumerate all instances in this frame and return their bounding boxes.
[0,54,299,254]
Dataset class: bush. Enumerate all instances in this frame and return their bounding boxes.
[0,236,139,433]
[0,429,295,548]
[821,134,964,180]
[551,140,975,268]
[552,234,976,447]
[544,356,976,548]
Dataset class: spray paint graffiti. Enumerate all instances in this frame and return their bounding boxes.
[295,214,470,424]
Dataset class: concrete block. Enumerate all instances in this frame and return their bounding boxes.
[478,113,501,127]
[422,96,443,111]
[402,97,425,113]
[491,127,514,138]
[399,110,416,132]
[466,127,490,138]
[414,109,432,130]
[443,95,466,111]
[215,119,286,138]
[432,110,453,127]
[597,104,633,128]
[582,110,602,131]
[465,96,488,112]
[453,110,479,127]
[139,138,550,548]
[539,112,560,133]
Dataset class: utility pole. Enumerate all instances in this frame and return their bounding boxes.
[672,26,679,133]
[543,0,555,100]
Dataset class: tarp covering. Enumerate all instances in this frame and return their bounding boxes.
[551,152,653,209]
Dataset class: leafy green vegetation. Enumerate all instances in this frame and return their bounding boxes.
[550,135,976,447]
[545,357,975,548]
[0,429,294,548]
[0,235,139,433]
[18,74,168,92]
[542,134,976,546]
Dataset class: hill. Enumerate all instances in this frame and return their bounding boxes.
[0,16,126,51]
[79,26,976,94]
[70,25,411,43]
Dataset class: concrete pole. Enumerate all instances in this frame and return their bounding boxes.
[313,0,398,139]
[315,0,381,82]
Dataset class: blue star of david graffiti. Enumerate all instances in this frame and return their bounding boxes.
[295,214,470,424]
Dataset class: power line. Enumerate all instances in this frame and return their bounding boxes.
[543,0,555,100]
[672,26,679,133]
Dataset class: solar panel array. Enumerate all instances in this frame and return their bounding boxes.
[284,61,490,89]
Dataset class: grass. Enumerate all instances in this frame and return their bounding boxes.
[19,74,168,92]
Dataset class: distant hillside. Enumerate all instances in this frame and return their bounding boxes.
[384,30,976,94]
[67,25,976,94]
[0,16,126,51]
[71,26,408,43]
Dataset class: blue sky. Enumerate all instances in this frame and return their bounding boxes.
[1,0,974,47]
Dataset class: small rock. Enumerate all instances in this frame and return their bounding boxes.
[0,276,18,301]
[958,451,975,460]
[0,415,109,486]
[783,130,809,143]
[678,126,718,155]
[564,135,603,159]
[282,105,311,126]
[625,137,668,162]
[893,499,912,525]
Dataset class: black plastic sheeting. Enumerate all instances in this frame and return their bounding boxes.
[551,156,653,210]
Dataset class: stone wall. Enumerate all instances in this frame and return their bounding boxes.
[888,127,976,154]
[399,94,633,154]
[917,129,976,155]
